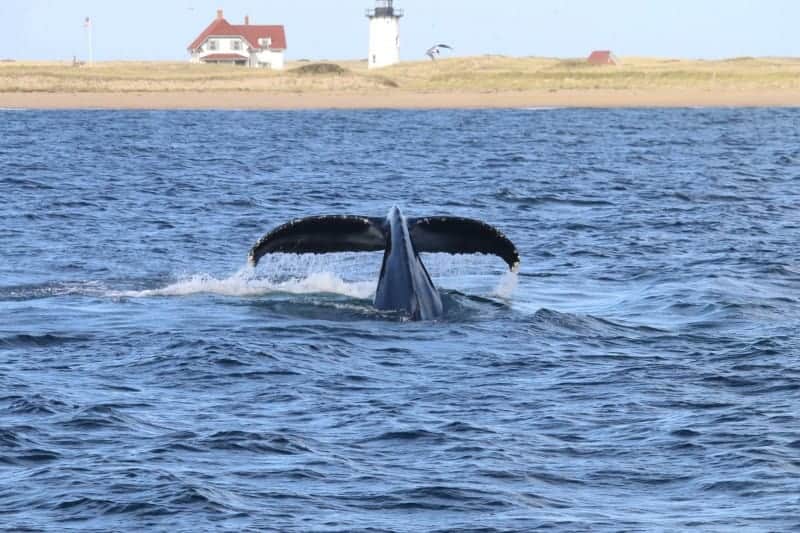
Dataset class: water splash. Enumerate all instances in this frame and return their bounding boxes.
[492,265,519,299]
[114,261,376,300]
[107,252,514,302]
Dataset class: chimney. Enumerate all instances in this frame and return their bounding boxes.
[216,9,223,20]
[244,15,250,25]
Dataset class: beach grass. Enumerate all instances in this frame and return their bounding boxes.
[1,56,799,94]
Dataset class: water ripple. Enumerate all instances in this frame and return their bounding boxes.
[1,108,798,531]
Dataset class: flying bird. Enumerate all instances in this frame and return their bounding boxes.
[426,44,453,61]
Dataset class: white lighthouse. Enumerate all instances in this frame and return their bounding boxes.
[366,0,403,69]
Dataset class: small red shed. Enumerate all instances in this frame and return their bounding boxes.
[587,51,618,65]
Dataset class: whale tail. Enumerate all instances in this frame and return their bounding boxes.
[407,216,519,270]
[248,215,519,269]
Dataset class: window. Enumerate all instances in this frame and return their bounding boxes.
[259,37,272,48]
[232,40,241,51]
[208,40,218,51]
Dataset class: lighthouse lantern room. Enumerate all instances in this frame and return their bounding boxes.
[366,0,403,69]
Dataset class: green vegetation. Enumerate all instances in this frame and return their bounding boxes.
[290,63,348,75]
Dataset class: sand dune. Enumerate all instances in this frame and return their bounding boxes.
[1,56,799,109]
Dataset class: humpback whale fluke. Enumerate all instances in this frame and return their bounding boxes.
[248,207,519,320]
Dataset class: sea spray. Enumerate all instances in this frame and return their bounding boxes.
[492,264,519,299]
[111,253,513,302]
[115,271,375,299]
[114,255,379,299]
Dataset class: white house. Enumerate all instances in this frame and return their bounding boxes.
[366,0,403,69]
[188,10,286,69]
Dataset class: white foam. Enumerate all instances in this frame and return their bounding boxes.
[492,265,519,299]
[113,265,376,300]
[110,252,518,302]
[522,106,564,111]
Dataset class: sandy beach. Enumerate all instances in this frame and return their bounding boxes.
[2,88,800,109]
[1,56,799,109]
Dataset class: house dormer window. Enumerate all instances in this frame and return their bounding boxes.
[208,39,218,51]
[259,37,272,48]
[232,40,241,51]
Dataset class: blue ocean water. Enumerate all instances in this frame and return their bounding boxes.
[1,108,799,531]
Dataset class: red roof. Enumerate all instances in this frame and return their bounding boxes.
[188,15,287,52]
[200,53,249,61]
[588,50,617,65]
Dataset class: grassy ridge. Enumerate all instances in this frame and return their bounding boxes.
[1,56,798,93]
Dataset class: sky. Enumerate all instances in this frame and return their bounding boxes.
[1,0,799,62]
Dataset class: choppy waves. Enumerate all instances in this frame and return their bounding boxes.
[1,108,799,531]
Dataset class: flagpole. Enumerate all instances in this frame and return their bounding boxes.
[85,17,93,66]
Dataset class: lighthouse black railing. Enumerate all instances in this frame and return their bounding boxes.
[365,7,404,17]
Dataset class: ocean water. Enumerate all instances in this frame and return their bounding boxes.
[1,108,799,531]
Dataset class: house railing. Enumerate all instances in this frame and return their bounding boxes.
[365,7,404,17]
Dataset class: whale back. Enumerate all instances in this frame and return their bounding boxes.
[373,207,443,320]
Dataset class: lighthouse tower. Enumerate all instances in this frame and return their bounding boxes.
[366,0,403,69]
